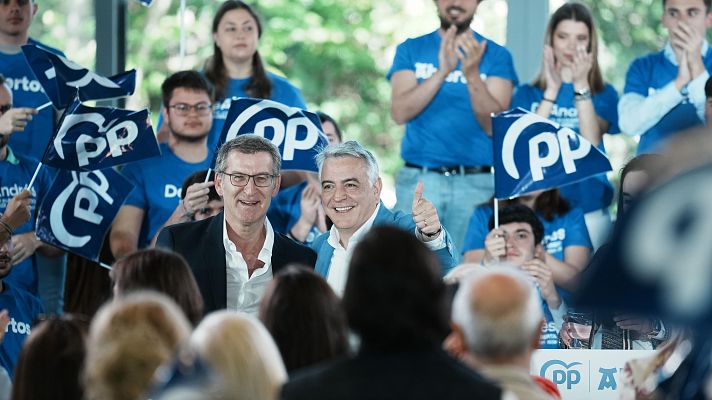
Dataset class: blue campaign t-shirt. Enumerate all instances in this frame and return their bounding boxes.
[208,72,307,151]
[267,181,321,245]
[0,39,65,160]
[462,204,591,348]
[623,47,712,154]
[0,149,51,294]
[462,205,593,259]
[0,281,43,378]
[387,30,518,167]
[512,83,619,213]
[120,143,212,248]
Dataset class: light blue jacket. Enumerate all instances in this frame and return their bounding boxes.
[312,202,459,277]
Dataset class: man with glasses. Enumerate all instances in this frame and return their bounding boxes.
[110,71,214,259]
[157,135,316,314]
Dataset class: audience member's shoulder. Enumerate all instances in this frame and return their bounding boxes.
[275,233,317,258]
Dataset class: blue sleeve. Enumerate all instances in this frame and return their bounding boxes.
[511,84,538,111]
[386,40,414,80]
[594,84,620,134]
[623,57,650,96]
[462,206,492,253]
[272,76,307,109]
[120,163,147,209]
[563,207,592,249]
[484,45,519,86]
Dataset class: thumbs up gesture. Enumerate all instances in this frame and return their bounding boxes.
[412,181,442,242]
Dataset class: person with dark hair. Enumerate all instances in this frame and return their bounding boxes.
[204,0,306,151]
[387,0,518,252]
[316,111,343,145]
[512,2,619,250]
[312,141,457,297]
[704,75,712,122]
[561,154,670,350]
[463,189,592,291]
[11,314,88,400]
[162,169,224,229]
[282,226,503,400]
[157,135,316,314]
[111,71,214,259]
[111,248,205,326]
[483,204,567,349]
[619,0,712,154]
[259,264,348,373]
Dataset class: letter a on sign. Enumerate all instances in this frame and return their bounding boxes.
[491,108,611,199]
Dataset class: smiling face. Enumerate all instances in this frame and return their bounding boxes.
[551,19,590,66]
[436,0,479,33]
[320,156,381,243]
[215,150,280,229]
[213,8,259,65]
[499,222,537,267]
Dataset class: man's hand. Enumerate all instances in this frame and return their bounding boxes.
[412,182,441,242]
[483,228,505,264]
[2,189,31,230]
[181,181,214,218]
[11,231,41,265]
[0,108,37,136]
[613,314,655,334]
[0,310,9,344]
[299,182,321,225]
[456,33,487,80]
[560,321,592,348]
[438,25,459,77]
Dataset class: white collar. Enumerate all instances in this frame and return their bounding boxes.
[663,40,709,66]
[222,216,275,262]
[327,202,381,251]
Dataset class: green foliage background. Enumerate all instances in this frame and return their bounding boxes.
[29,0,672,179]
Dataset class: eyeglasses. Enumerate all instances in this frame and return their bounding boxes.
[0,104,11,114]
[221,172,275,187]
[168,102,213,116]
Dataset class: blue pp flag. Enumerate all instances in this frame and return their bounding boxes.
[21,44,136,109]
[492,108,612,199]
[214,98,328,171]
[42,98,160,171]
[35,168,133,262]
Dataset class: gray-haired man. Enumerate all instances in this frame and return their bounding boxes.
[311,140,457,295]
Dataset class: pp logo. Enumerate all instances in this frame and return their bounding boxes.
[49,170,115,248]
[53,113,138,167]
[502,113,591,182]
[224,100,321,161]
[540,359,582,390]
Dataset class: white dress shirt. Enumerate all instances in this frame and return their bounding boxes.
[223,217,274,315]
[326,204,446,296]
[618,41,710,136]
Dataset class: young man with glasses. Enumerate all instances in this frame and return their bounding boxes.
[157,135,316,314]
[110,71,214,259]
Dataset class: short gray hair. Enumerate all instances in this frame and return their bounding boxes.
[215,135,281,176]
[315,141,379,184]
[451,264,543,359]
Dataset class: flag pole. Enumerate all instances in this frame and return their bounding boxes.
[204,168,212,183]
[35,101,52,112]
[99,262,112,270]
[26,162,43,192]
[494,198,499,229]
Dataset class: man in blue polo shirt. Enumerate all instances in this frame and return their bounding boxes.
[110,71,213,259]
[619,0,712,154]
[388,0,518,250]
